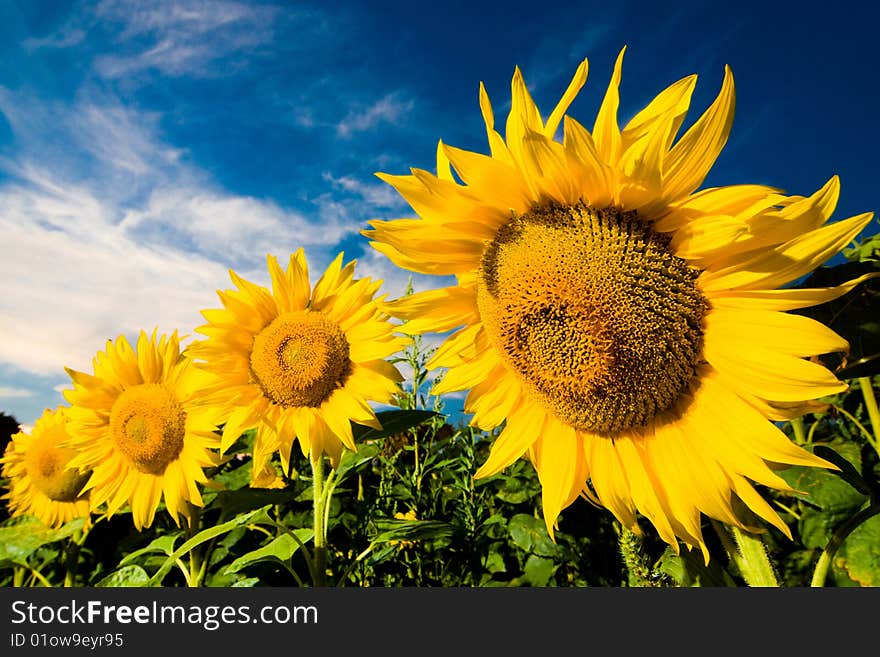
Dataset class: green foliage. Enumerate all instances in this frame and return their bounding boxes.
[2,236,880,588]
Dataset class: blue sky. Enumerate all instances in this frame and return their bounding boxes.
[1,0,878,429]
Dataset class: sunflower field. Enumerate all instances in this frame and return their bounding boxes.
[2,52,880,589]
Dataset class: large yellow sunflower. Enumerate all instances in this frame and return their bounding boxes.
[363,48,876,558]
[63,330,223,530]
[186,248,409,476]
[1,407,91,529]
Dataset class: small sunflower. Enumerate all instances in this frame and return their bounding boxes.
[186,248,409,476]
[364,48,876,558]
[0,407,91,529]
[63,330,223,530]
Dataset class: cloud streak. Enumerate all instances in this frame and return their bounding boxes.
[336,94,415,138]
[92,0,279,78]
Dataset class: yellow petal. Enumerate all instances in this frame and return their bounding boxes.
[563,116,614,207]
[704,338,847,402]
[708,272,880,311]
[622,74,696,151]
[661,65,735,203]
[700,212,874,292]
[479,82,514,165]
[531,418,582,539]
[435,139,454,181]
[592,46,626,165]
[705,308,849,357]
[441,143,530,212]
[544,57,589,139]
[474,399,545,478]
[382,285,479,335]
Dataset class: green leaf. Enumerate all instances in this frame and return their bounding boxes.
[833,513,880,586]
[231,577,260,587]
[119,533,181,566]
[507,514,558,558]
[494,475,538,504]
[522,554,556,586]
[484,551,506,574]
[147,505,273,586]
[352,410,438,442]
[334,442,380,481]
[94,565,150,587]
[812,444,873,496]
[780,439,867,511]
[658,547,736,587]
[224,529,314,575]
[0,516,85,567]
[208,488,298,516]
[371,518,453,544]
[781,440,869,549]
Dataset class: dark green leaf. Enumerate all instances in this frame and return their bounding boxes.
[834,513,880,586]
[371,518,453,544]
[224,529,314,575]
[148,506,273,586]
[352,410,438,442]
[94,565,150,587]
[658,547,736,587]
[119,533,181,566]
[334,442,380,480]
[209,488,298,516]
[522,555,556,586]
[507,514,558,558]
[812,444,873,496]
[0,517,85,567]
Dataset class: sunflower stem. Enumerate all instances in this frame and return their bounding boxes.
[857,377,880,456]
[62,527,89,587]
[311,453,328,587]
[725,525,779,587]
[186,505,204,587]
[790,416,807,445]
[617,527,669,587]
[833,403,879,452]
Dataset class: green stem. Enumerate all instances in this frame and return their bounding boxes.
[26,566,53,588]
[186,505,204,587]
[311,453,327,587]
[790,416,807,445]
[811,503,880,587]
[857,377,880,456]
[716,522,779,587]
[617,526,670,587]
[63,527,89,587]
[175,559,195,587]
[834,404,879,452]
[336,544,375,587]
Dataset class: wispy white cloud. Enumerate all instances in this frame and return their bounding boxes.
[0,387,35,399]
[322,172,405,209]
[92,0,280,78]
[0,85,370,379]
[22,27,87,51]
[336,94,414,138]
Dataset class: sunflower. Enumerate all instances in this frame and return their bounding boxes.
[186,248,409,476]
[0,407,91,529]
[63,330,223,530]
[363,47,876,558]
